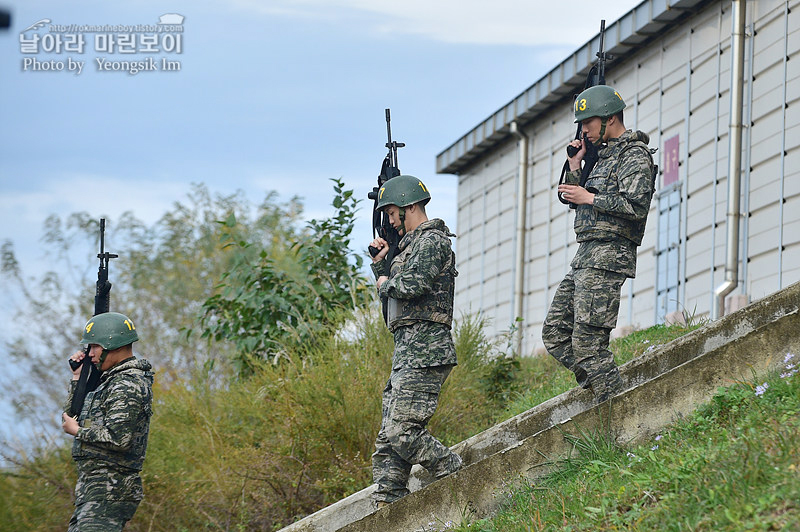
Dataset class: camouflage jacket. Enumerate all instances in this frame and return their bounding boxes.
[372,218,458,332]
[566,129,655,277]
[371,218,458,369]
[66,356,153,502]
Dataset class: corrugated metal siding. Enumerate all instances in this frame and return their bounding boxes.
[453,145,518,321]
[449,0,800,355]
[746,1,798,300]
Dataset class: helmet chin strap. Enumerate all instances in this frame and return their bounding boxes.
[95,348,109,371]
[398,206,407,235]
[594,117,608,147]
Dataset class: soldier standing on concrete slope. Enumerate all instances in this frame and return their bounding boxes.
[62,312,154,531]
[542,85,656,403]
[368,174,463,507]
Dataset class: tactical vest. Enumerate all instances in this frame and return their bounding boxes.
[387,227,457,332]
[574,135,655,246]
[72,365,153,472]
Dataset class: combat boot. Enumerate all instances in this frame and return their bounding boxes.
[431,452,462,480]
[589,368,623,404]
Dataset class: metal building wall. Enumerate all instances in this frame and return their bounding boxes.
[450,0,800,356]
[455,145,518,326]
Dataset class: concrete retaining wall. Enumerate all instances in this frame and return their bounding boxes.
[281,281,800,532]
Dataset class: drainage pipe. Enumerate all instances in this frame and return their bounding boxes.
[714,0,746,319]
[510,121,529,354]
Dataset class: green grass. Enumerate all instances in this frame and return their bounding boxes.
[433,352,800,532]
[503,322,705,421]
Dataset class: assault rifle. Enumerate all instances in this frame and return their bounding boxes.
[68,218,118,417]
[367,109,404,322]
[558,19,612,208]
[367,108,405,262]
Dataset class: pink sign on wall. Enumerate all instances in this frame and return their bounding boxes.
[663,135,680,186]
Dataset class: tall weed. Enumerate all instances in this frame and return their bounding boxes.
[1,304,538,531]
[1,317,705,530]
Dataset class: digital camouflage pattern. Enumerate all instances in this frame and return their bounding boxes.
[544,129,654,401]
[542,268,626,400]
[372,366,462,502]
[65,356,154,529]
[565,129,655,249]
[373,218,458,335]
[391,321,456,370]
[67,500,138,532]
[370,217,461,503]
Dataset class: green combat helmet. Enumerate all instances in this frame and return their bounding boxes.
[573,85,626,146]
[81,312,138,370]
[376,174,431,210]
[573,85,626,123]
[376,175,431,235]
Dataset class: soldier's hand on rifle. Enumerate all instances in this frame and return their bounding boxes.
[369,237,390,289]
[61,412,79,436]
[68,351,85,380]
[567,138,587,171]
[369,237,391,263]
[557,184,595,206]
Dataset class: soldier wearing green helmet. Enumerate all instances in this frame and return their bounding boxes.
[79,311,140,371]
[62,312,154,531]
[543,85,656,403]
[375,173,431,234]
[368,175,462,507]
[572,85,627,145]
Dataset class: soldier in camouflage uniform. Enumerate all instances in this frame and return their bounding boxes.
[368,174,462,506]
[542,85,655,403]
[62,312,154,531]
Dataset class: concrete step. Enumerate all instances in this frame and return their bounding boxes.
[280,281,800,532]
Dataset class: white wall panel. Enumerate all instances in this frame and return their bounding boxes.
[450,0,798,355]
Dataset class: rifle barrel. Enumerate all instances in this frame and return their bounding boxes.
[99,218,106,263]
[385,108,395,168]
[598,20,606,80]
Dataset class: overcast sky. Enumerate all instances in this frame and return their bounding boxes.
[0,0,638,442]
[1,0,637,269]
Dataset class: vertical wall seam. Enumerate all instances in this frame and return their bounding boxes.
[741,13,755,296]
[779,0,789,288]
[710,5,723,315]
[681,26,692,314]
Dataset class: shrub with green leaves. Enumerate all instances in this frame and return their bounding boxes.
[199,178,369,374]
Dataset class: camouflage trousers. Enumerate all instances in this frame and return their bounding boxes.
[372,365,462,503]
[67,499,139,532]
[542,267,626,401]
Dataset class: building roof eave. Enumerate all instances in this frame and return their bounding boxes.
[436,0,716,176]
